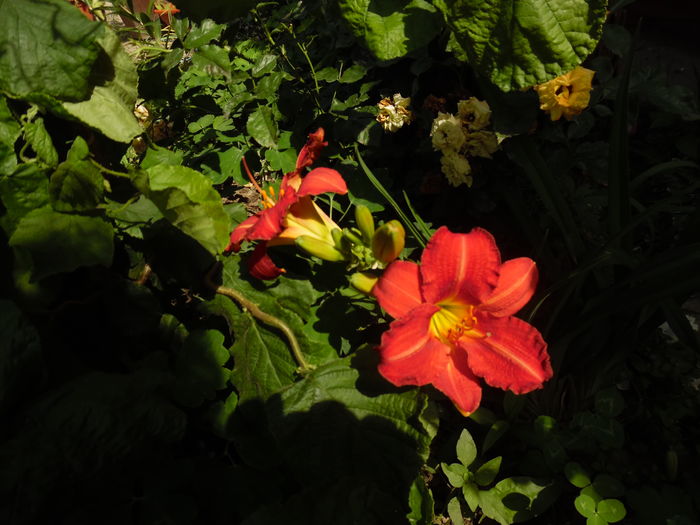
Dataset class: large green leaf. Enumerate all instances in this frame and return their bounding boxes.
[172,329,231,407]
[338,0,442,60]
[8,206,114,280]
[0,163,50,235]
[478,476,560,524]
[132,165,230,254]
[249,354,437,522]
[23,115,58,167]
[210,258,335,402]
[48,159,104,212]
[246,106,278,148]
[0,0,101,101]
[0,300,43,413]
[0,96,20,146]
[434,0,607,91]
[62,29,142,143]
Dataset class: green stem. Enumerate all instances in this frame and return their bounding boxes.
[205,264,313,374]
[90,159,132,178]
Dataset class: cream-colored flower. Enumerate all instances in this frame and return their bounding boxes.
[464,130,499,159]
[376,93,414,132]
[431,112,467,152]
[534,66,595,121]
[440,149,472,187]
[457,97,491,131]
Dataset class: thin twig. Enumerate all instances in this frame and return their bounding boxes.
[205,263,313,374]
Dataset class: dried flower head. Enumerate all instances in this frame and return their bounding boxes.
[431,113,467,152]
[464,131,499,159]
[440,149,472,187]
[534,66,595,121]
[457,97,492,131]
[376,94,414,132]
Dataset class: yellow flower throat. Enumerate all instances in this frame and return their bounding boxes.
[430,303,486,345]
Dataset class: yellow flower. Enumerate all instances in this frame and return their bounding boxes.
[440,149,472,187]
[534,66,595,121]
[431,113,467,152]
[457,97,491,131]
[377,94,414,132]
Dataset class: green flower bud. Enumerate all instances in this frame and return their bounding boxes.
[354,205,375,244]
[295,235,346,262]
[349,271,379,295]
[331,228,344,249]
[372,220,405,264]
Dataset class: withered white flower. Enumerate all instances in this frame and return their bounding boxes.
[464,130,499,159]
[431,112,467,152]
[376,94,414,132]
[457,97,492,131]
[440,149,472,187]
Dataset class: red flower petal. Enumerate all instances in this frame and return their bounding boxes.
[377,303,448,387]
[462,314,552,394]
[248,243,285,280]
[373,261,424,319]
[227,215,259,252]
[480,258,538,317]
[421,227,501,306]
[432,349,483,416]
[247,188,299,241]
[295,128,327,172]
[297,167,348,196]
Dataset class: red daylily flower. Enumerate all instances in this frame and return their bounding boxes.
[372,226,553,415]
[227,128,347,279]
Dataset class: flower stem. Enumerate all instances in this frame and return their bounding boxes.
[205,264,313,374]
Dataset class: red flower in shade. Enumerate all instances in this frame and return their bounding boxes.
[227,129,347,279]
[372,226,553,415]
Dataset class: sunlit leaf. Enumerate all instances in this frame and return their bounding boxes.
[434,0,606,91]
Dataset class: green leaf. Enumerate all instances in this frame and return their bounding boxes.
[564,462,591,488]
[269,355,435,484]
[0,299,43,413]
[246,106,278,148]
[66,136,90,162]
[132,165,230,254]
[595,388,625,418]
[0,163,50,234]
[0,0,101,101]
[447,496,463,525]
[229,311,298,401]
[592,474,625,498]
[456,428,478,467]
[483,420,510,453]
[172,329,231,407]
[208,390,239,440]
[48,159,104,212]
[23,116,58,167]
[265,148,297,173]
[62,29,141,143]
[105,195,163,240]
[140,145,183,169]
[597,499,626,523]
[462,481,480,512]
[9,206,114,280]
[338,0,442,60]
[441,462,469,488]
[0,96,20,146]
[184,19,225,49]
[218,146,246,185]
[586,515,608,525]
[407,476,435,525]
[474,456,502,486]
[434,0,606,91]
[478,477,559,525]
[575,494,598,518]
[338,64,367,84]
